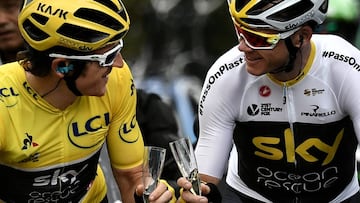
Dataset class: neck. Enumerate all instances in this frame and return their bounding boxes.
[26,72,77,110]
[270,42,311,82]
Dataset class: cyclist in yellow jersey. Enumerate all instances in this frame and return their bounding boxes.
[0,0,175,202]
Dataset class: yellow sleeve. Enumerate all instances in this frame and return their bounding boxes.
[106,62,144,169]
[0,103,8,150]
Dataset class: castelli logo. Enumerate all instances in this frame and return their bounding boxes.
[259,85,271,97]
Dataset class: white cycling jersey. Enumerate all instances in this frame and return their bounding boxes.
[196,34,360,203]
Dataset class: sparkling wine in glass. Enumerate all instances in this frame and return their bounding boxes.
[169,137,201,195]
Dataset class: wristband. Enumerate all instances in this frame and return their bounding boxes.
[134,191,143,203]
[134,192,144,203]
[204,183,222,203]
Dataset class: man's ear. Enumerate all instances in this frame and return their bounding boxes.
[293,25,313,47]
[52,58,73,76]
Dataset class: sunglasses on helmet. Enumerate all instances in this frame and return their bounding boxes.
[235,25,300,50]
[49,40,123,67]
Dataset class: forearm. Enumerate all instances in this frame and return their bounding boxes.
[112,164,143,203]
[199,174,220,185]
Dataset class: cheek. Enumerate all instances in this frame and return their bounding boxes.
[267,45,289,66]
[74,65,96,87]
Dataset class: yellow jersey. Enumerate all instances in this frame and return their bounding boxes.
[0,62,144,202]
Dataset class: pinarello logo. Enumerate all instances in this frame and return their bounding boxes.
[259,85,271,97]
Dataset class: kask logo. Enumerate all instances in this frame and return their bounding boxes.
[37,3,68,19]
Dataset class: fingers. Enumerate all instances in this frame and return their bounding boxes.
[148,181,173,203]
[135,184,145,196]
[180,190,208,203]
[152,190,173,203]
[177,178,209,203]
[177,178,214,203]
[177,177,193,190]
[201,182,211,196]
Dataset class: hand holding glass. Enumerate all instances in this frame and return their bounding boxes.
[142,146,166,203]
[169,137,201,195]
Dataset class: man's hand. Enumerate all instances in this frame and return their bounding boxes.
[135,179,176,203]
[177,177,209,203]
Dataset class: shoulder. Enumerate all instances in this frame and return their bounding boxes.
[0,62,24,80]
[109,61,133,82]
[311,34,360,72]
[312,34,359,55]
[107,61,135,94]
[205,45,246,83]
[199,46,250,115]
[103,61,137,113]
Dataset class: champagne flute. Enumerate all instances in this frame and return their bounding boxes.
[169,137,201,195]
[142,146,166,202]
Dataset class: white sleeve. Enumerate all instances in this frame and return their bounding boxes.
[339,66,360,143]
[195,48,244,179]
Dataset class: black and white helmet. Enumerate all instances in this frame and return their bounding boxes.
[228,0,328,31]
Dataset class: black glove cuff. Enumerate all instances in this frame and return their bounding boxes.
[204,183,222,203]
[134,191,144,203]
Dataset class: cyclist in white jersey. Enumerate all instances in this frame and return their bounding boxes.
[177,0,360,202]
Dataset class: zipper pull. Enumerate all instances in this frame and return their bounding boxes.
[283,83,287,105]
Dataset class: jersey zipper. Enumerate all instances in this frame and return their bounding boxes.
[282,83,287,105]
[283,82,300,202]
[283,82,296,164]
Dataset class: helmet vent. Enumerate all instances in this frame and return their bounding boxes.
[31,13,49,25]
[23,19,49,41]
[118,6,128,22]
[240,18,268,26]
[94,0,118,12]
[93,0,129,23]
[247,0,283,15]
[268,0,314,22]
[75,8,125,31]
[235,0,251,12]
[108,31,127,43]
[319,0,328,14]
[57,23,109,43]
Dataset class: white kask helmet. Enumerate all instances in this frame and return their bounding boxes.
[228,0,328,31]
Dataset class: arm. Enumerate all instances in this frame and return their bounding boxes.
[107,66,174,202]
[112,164,143,203]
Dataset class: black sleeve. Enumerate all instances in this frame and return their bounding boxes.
[136,89,182,182]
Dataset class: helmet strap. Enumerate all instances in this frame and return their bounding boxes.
[63,66,83,96]
[269,37,299,74]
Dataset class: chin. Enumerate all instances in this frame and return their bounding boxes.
[246,66,267,76]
